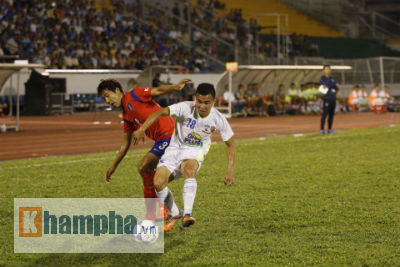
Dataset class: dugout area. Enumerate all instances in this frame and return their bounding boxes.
[0,63,45,131]
[217,65,352,96]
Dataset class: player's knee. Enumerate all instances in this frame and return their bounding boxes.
[181,160,198,178]
[137,161,148,176]
[153,175,166,192]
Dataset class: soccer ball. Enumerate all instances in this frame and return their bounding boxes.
[133,220,159,244]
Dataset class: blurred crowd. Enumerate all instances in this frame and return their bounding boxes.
[0,0,319,71]
[347,84,392,112]
[0,0,214,71]
[218,82,325,116]
[217,82,395,117]
[183,0,320,61]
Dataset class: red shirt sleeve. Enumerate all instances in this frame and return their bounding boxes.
[131,88,153,102]
[123,119,139,133]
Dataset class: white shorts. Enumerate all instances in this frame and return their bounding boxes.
[371,98,385,106]
[157,145,209,177]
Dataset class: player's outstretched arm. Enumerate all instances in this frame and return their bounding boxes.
[132,107,171,145]
[150,79,192,96]
[224,137,235,185]
[105,132,132,182]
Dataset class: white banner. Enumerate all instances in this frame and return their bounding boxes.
[14,198,164,253]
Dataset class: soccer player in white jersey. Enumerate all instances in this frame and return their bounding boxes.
[133,83,236,232]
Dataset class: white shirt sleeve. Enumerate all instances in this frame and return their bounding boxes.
[215,111,234,141]
[169,101,191,118]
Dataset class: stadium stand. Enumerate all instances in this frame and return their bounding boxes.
[0,0,335,70]
[214,0,343,37]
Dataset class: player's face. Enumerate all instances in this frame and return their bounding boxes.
[101,89,123,108]
[323,66,331,77]
[195,93,214,118]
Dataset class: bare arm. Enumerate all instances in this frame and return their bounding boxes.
[132,107,171,145]
[105,132,132,182]
[150,79,191,96]
[224,137,235,185]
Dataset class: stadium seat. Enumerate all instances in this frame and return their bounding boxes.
[215,0,343,37]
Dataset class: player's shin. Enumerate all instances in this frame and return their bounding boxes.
[142,171,159,220]
[183,178,197,216]
[165,188,180,217]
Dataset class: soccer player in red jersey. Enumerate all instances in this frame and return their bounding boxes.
[97,78,191,219]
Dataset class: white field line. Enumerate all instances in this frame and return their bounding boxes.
[293,133,304,137]
[1,153,144,170]
[234,127,399,147]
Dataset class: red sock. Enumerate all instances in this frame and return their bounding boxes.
[142,171,158,219]
[142,171,156,198]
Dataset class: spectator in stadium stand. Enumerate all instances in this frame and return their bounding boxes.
[274,83,286,114]
[0,98,7,118]
[246,83,265,115]
[368,84,379,109]
[379,87,392,103]
[299,84,307,112]
[234,84,248,115]
[152,73,162,87]
[348,85,359,111]
[320,64,339,134]
[357,85,369,109]
[0,0,317,70]
[285,82,299,106]
[219,84,242,113]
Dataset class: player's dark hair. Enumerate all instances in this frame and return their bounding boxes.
[196,83,216,99]
[323,64,331,69]
[97,79,123,95]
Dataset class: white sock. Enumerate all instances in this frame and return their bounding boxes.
[165,188,180,217]
[155,187,169,206]
[183,178,197,216]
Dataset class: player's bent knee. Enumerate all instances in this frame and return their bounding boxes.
[153,167,170,191]
[181,159,198,178]
[137,161,148,176]
[154,177,168,192]
[137,154,158,175]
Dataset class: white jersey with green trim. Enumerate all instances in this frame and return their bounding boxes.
[168,101,234,152]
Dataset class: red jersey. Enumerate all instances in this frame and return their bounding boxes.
[122,88,174,141]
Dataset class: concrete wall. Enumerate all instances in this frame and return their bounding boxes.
[1,70,399,98]
[0,70,223,96]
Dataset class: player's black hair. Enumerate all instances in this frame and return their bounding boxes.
[323,64,331,69]
[97,79,123,95]
[196,83,216,99]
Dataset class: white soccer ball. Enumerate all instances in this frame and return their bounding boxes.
[133,220,159,244]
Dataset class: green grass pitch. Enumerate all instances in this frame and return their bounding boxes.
[1,126,399,267]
